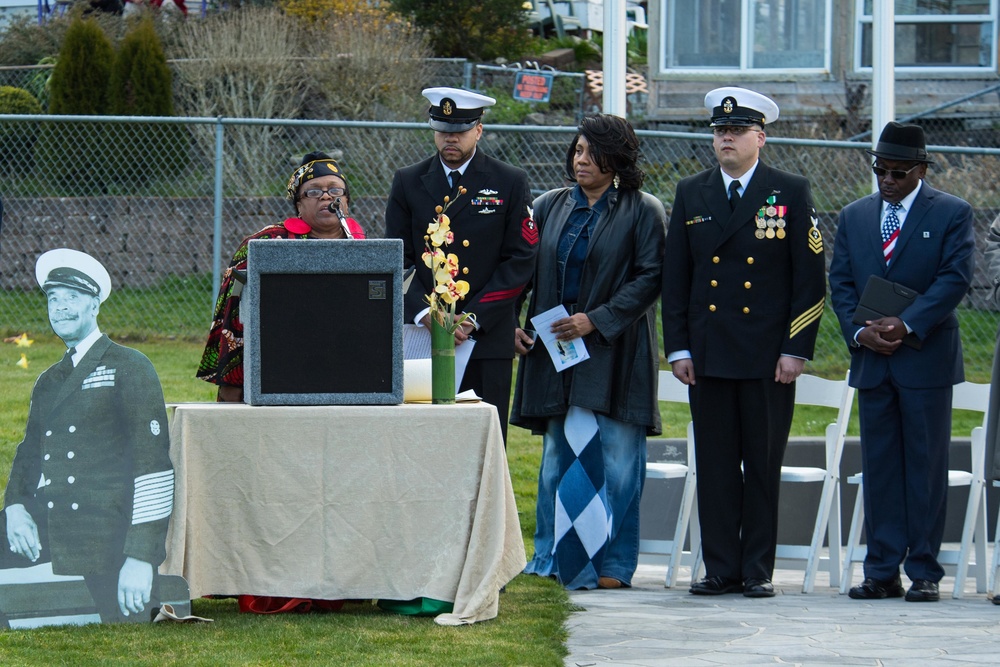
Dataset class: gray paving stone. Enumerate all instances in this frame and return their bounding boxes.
[563,559,1000,666]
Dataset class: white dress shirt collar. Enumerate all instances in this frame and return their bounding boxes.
[71,327,103,366]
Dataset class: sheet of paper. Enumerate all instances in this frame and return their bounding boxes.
[403,360,482,403]
[530,305,590,372]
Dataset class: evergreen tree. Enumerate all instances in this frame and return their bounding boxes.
[109,16,174,116]
[48,17,113,115]
[107,14,188,186]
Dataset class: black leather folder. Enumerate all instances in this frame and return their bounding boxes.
[852,275,922,349]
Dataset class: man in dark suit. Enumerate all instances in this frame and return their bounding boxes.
[385,87,537,442]
[4,249,174,623]
[661,87,827,598]
[829,122,975,603]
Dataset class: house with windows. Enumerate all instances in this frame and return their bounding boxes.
[646,0,999,130]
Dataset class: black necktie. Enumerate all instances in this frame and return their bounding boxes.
[449,170,462,190]
[54,347,76,379]
[728,180,741,211]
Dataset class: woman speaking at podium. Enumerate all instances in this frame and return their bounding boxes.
[196,152,365,403]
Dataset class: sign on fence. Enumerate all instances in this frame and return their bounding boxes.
[513,71,554,103]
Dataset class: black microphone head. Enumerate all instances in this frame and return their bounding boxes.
[328,198,347,221]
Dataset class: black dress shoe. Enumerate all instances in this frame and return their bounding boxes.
[848,576,905,600]
[743,578,775,598]
[905,579,940,602]
[689,576,742,595]
[991,594,1000,605]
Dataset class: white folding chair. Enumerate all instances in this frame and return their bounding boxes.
[841,381,990,598]
[774,372,855,593]
[639,370,702,588]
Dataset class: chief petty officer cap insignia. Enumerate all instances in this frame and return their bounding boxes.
[35,248,113,303]
[705,86,780,128]
[422,87,497,133]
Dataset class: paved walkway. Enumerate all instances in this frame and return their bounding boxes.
[564,558,1000,666]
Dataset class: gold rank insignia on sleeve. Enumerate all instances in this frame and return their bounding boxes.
[808,214,823,254]
[789,298,825,338]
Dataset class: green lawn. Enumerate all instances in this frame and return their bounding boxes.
[0,337,569,667]
[0,327,990,664]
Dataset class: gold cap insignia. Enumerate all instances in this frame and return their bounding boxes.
[723,97,735,114]
[442,100,454,116]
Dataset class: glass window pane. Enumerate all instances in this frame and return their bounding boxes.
[667,0,741,68]
[860,21,993,66]
[863,1,990,16]
[751,0,826,68]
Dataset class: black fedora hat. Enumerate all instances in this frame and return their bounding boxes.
[866,121,934,163]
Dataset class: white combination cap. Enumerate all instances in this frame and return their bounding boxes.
[705,86,779,127]
[422,87,496,132]
[35,248,112,303]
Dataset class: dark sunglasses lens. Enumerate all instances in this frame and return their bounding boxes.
[872,166,911,179]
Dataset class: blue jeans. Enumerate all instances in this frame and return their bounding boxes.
[524,412,646,586]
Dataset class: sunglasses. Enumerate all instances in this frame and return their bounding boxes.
[871,163,920,180]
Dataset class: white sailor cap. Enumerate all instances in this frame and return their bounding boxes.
[705,87,780,127]
[422,87,496,132]
[35,248,112,303]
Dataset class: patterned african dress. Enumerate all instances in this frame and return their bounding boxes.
[196,218,365,388]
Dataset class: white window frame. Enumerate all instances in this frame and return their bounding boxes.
[660,0,833,74]
[854,0,999,73]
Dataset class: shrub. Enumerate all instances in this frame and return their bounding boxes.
[0,15,65,66]
[0,86,42,174]
[171,6,308,193]
[0,85,42,115]
[48,16,114,115]
[280,0,392,23]
[300,10,430,121]
[110,16,173,116]
[389,0,532,62]
[39,16,116,194]
[108,15,188,187]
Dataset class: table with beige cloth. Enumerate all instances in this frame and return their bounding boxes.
[161,402,526,625]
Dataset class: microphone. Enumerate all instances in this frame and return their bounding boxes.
[327,198,347,222]
[327,197,367,239]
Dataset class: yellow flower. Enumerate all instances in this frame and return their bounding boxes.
[16,353,29,369]
[428,214,453,247]
[422,189,476,333]
[14,333,33,347]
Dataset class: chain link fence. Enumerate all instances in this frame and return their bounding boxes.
[1,115,998,380]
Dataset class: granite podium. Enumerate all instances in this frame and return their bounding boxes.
[243,238,404,405]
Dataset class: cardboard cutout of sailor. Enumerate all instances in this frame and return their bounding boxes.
[0,249,188,627]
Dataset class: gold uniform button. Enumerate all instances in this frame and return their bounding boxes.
[710,280,718,287]
[463,240,470,247]
[712,256,720,264]
[744,281,751,289]
[743,307,750,314]
[709,305,716,312]
[747,257,754,264]
[462,267,469,274]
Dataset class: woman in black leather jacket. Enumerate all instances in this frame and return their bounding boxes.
[511,114,667,590]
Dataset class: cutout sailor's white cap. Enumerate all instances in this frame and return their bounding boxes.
[35,248,112,303]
